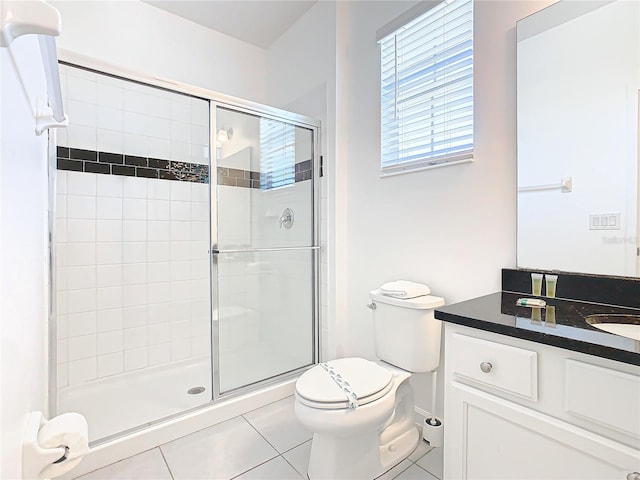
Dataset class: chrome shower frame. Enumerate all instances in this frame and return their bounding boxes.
[47,50,321,441]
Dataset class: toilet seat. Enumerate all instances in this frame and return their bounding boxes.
[296,358,394,410]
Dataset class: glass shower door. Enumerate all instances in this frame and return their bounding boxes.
[212,106,317,394]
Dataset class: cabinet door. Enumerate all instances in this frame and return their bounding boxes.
[445,382,640,480]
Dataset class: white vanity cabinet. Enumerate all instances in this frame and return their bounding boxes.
[443,324,640,480]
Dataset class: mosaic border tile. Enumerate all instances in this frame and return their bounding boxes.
[217,159,313,189]
[57,147,313,188]
[57,147,210,184]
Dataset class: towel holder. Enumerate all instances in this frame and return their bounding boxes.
[518,177,572,193]
[1,0,69,135]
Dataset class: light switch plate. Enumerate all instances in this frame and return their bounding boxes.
[589,213,621,230]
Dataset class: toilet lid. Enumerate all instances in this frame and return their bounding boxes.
[296,358,393,409]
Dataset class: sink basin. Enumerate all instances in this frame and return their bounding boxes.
[585,314,640,341]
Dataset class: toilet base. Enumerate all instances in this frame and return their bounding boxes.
[378,426,421,476]
[307,425,420,480]
[296,362,421,480]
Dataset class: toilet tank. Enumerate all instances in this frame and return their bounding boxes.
[369,289,445,373]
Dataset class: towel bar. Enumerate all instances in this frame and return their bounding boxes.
[518,177,572,193]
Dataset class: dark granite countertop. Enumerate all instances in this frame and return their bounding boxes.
[435,292,640,366]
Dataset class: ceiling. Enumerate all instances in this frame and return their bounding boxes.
[142,0,318,49]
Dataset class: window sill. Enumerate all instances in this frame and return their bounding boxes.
[380,156,474,178]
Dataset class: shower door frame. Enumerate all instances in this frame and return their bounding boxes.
[209,101,321,401]
[48,51,321,430]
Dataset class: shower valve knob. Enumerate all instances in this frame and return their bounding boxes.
[279,208,294,229]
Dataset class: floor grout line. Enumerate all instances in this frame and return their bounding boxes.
[414,447,443,480]
[281,441,312,479]
[158,446,175,480]
[280,437,312,455]
[409,444,434,464]
[74,407,438,480]
[281,453,306,480]
[241,414,283,456]
[241,399,313,457]
[228,454,284,480]
[387,460,413,479]
[72,447,160,480]
[413,463,435,478]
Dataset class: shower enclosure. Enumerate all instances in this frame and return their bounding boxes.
[51,64,319,442]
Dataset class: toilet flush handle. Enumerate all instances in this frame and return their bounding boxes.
[366,302,376,310]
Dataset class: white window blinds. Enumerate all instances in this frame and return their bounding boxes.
[260,118,295,190]
[379,0,473,175]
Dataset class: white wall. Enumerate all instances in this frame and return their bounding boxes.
[0,35,50,479]
[517,0,639,276]
[266,0,555,414]
[331,0,553,415]
[50,0,268,103]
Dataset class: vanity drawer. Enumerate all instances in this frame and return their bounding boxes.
[565,359,640,439]
[451,333,538,401]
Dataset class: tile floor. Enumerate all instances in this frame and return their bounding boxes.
[75,396,443,480]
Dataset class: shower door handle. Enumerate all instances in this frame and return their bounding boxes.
[212,246,320,254]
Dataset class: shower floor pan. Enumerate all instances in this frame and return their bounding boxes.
[57,357,211,442]
[57,348,310,442]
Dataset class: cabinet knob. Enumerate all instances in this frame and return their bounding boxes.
[627,473,640,480]
[480,362,493,373]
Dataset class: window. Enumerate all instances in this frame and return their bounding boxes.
[379,0,473,175]
[260,118,296,190]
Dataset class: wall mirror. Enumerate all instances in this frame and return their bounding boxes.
[516,0,639,277]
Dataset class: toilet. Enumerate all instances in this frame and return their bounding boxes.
[294,289,445,480]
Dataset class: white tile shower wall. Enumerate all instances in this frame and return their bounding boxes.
[56,173,211,387]
[215,179,315,372]
[216,185,251,356]
[58,65,209,166]
[56,66,212,387]
[251,183,313,248]
[249,127,313,248]
[238,116,317,361]
[217,186,251,249]
[248,182,315,362]
[264,251,314,363]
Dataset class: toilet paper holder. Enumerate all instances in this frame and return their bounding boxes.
[23,411,88,479]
